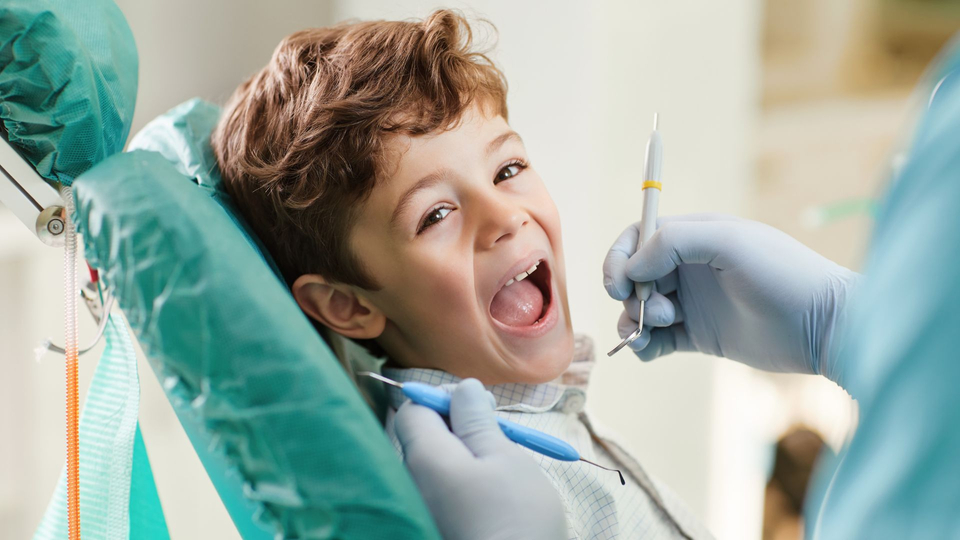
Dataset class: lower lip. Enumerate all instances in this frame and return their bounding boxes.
[489,280,559,338]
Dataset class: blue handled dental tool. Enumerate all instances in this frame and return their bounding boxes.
[359,371,625,485]
[608,113,663,357]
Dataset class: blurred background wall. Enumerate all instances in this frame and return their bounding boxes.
[1,0,956,538]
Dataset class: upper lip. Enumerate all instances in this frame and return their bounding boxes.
[490,249,549,305]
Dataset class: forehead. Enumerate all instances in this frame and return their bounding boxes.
[383,109,512,175]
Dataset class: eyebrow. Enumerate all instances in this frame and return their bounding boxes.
[486,130,523,157]
[389,130,524,227]
[390,168,450,227]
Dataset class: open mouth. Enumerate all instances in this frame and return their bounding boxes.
[490,258,554,328]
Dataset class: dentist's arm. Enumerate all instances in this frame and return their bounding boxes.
[602,214,859,387]
[394,379,567,540]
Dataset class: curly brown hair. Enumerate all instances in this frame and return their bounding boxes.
[212,9,508,290]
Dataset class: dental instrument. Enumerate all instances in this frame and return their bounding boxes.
[359,372,625,485]
[61,184,81,540]
[608,113,663,357]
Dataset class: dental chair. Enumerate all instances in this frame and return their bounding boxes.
[1,1,440,538]
[77,100,440,539]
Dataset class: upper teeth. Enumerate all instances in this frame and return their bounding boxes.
[505,260,541,287]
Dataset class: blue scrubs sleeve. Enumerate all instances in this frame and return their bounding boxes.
[807,69,960,539]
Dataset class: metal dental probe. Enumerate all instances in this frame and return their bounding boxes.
[608,113,663,357]
[359,371,625,485]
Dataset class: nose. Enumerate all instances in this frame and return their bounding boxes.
[476,193,529,249]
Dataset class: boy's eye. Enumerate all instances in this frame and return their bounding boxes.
[495,160,527,184]
[418,206,454,234]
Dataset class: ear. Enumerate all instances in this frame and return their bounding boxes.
[291,274,386,340]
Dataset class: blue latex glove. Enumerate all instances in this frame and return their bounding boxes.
[603,214,859,382]
[394,379,567,540]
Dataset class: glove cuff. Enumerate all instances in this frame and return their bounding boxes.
[816,266,861,390]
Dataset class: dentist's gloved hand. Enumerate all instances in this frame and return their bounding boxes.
[603,214,859,382]
[394,379,567,540]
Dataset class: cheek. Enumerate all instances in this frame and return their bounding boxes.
[543,199,563,249]
[530,183,564,257]
[379,252,479,326]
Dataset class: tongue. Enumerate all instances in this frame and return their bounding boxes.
[491,279,544,327]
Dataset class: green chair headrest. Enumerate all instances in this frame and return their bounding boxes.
[72,100,439,539]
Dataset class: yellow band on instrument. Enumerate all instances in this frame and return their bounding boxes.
[642,180,662,191]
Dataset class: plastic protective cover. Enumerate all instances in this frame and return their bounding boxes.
[72,99,440,539]
[0,0,137,185]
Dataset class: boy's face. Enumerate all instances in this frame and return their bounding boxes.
[351,106,574,385]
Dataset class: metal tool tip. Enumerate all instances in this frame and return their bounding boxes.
[606,326,643,356]
[653,112,659,130]
[580,458,626,486]
[357,371,404,388]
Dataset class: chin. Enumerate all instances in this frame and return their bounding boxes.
[511,327,576,385]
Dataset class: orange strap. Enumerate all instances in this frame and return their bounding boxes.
[67,344,80,539]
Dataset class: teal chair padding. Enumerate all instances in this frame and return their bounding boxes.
[72,99,440,539]
[2,0,434,532]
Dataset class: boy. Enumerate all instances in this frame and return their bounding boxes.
[212,10,711,539]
